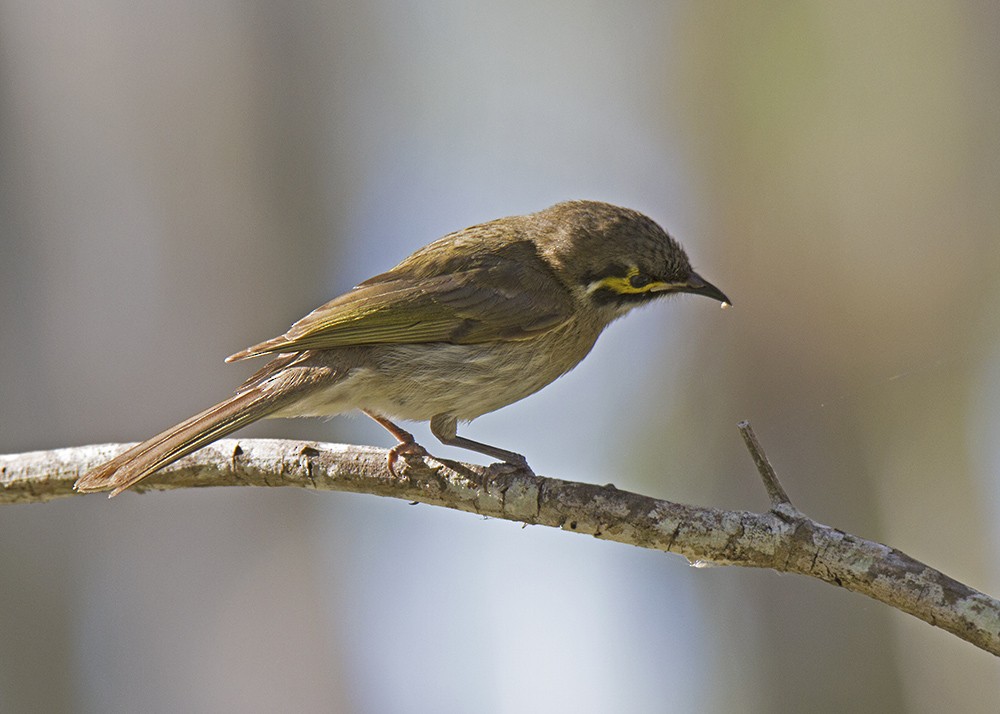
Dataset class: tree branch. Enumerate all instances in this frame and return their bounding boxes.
[2,426,998,656]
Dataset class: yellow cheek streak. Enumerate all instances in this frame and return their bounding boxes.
[586,266,671,295]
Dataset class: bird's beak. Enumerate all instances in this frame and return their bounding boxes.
[677,271,731,306]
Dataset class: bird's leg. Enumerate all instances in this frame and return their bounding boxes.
[363,410,428,476]
[430,414,532,471]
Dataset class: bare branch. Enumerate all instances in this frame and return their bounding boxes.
[2,434,998,656]
[738,420,794,511]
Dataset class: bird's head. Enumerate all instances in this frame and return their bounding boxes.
[531,200,731,320]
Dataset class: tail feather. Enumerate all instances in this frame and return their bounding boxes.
[75,388,288,497]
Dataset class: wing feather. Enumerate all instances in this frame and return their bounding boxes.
[227,240,572,361]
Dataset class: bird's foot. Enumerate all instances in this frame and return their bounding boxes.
[386,441,430,477]
[488,454,535,477]
[364,410,433,476]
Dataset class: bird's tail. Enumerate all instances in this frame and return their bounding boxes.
[75,386,295,497]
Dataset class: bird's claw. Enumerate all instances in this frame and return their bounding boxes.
[488,456,535,477]
[386,441,430,476]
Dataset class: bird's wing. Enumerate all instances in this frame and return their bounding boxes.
[227,242,573,360]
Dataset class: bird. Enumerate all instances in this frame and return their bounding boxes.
[75,200,730,496]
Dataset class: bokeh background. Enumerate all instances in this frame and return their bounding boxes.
[2,2,999,712]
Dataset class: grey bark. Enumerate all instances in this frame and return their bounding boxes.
[2,424,997,657]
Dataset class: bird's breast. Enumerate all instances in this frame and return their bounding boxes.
[277,317,604,423]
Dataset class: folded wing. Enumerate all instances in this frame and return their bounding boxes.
[227,242,573,361]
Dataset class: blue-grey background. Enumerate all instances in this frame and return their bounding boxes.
[1,2,998,712]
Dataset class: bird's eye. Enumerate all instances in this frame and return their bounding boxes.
[629,272,652,289]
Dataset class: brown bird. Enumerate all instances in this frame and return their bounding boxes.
[76,200,730,496]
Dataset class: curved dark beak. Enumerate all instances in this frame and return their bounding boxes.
[681,271,731,306]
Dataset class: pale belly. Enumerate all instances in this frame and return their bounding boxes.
[268,323,601,423]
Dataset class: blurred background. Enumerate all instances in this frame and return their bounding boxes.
[2,1,999,712]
